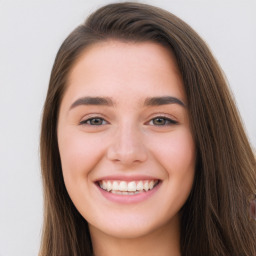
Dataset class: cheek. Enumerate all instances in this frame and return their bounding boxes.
[142,128,196,222]
[150,128,196,173]
[149,127,196,206]
[58,129,106,181]
[156,128,196,210]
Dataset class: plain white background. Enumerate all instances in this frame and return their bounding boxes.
[0,0,255,255]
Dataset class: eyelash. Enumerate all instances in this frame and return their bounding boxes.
[79,117,108,126]
[79,116,177,126]
[148,116,178,126]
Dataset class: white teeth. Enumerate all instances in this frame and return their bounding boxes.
[112,181,119,190]
[136,181,143,191]
[107,181,112,191]
[149,180,154,190]
[119,181,128,191]
[99,180,159,193]
[111,190,121,195]
[127,181,136,192]
[144,181,149,191]
[111,191,140,195]
[102,181,107,190]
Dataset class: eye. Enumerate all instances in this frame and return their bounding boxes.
[149,116,177,126]
[80,117,108,126]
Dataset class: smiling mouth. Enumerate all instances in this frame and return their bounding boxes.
[97,180,160,195]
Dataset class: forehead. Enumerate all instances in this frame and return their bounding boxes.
[63,40,186,106]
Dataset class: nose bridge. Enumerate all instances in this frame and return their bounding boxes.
[107,120,147,164]
[119,121,139,151]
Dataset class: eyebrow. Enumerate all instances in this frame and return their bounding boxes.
[144,96,186,107]
[70,96,114,110]
[69,95,186,110]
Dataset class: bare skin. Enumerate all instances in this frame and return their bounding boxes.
[57,40,195,256]
[90,214,181,256]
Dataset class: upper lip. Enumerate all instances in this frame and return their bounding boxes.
[94,175,161,182]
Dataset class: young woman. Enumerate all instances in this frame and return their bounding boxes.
[39,2,256,256]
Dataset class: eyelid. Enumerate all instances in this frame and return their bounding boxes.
[146,114,178,126]
[78,113,178,126]
[79,114,109,126]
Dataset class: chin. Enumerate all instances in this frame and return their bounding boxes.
[88,210,179,240]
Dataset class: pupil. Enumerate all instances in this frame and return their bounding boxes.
[154,118,165,125]
[91,118,102,125]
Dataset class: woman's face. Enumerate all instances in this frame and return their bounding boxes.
[57,41,196,239]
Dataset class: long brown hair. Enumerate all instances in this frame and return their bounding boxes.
[39,2,256,256]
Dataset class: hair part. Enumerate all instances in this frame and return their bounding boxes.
[40,2,256,256]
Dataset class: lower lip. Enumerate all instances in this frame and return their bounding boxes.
[96,182,161,204]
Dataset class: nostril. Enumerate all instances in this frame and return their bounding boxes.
[106,145,147,164]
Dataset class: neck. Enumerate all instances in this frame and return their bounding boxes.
[89,216,181,256]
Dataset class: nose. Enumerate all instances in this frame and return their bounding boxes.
[106,123,148,165]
